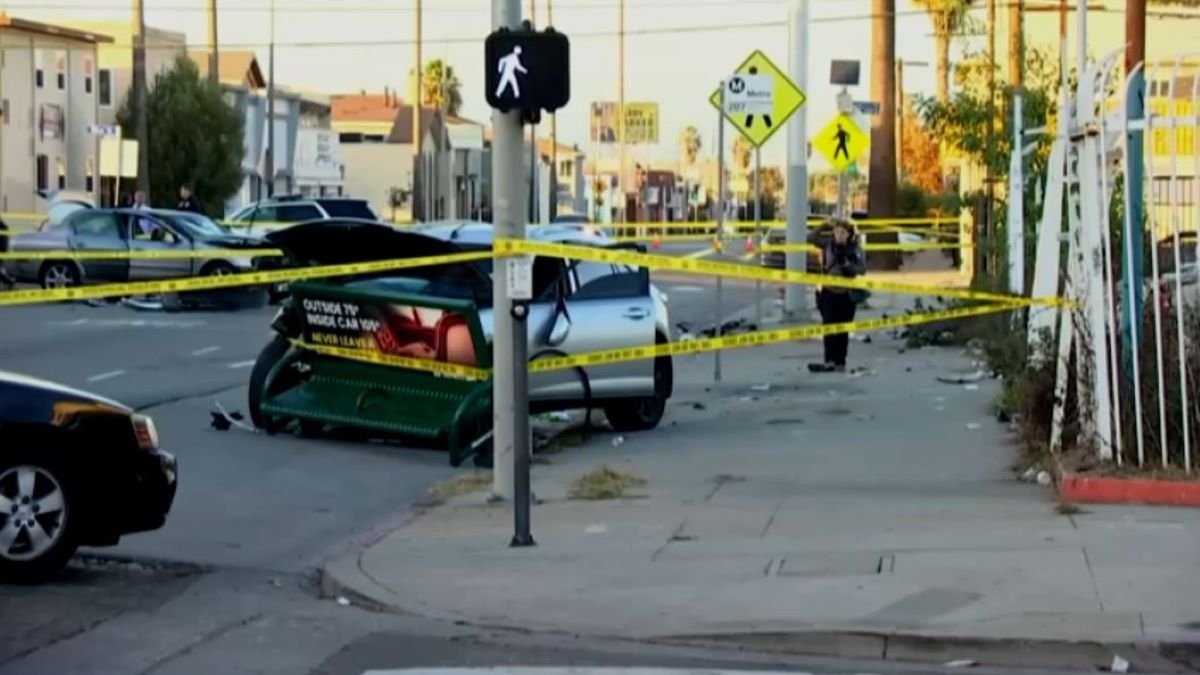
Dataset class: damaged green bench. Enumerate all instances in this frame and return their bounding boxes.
[255,282,494,467]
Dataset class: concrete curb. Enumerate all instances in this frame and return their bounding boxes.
[318,549,1200,672]
[1060,472,1200,508]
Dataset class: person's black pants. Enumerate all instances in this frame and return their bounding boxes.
[817,290,857,366]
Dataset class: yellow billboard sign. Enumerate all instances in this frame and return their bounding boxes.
[623,103,659,144]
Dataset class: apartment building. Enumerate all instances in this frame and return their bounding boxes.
[0,15,109,215]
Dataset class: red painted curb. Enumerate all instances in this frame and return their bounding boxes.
[1060,472,1200,507]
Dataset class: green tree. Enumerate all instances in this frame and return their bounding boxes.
[116,55,242,215]
[421,59,463,116]
[913,0,976,103]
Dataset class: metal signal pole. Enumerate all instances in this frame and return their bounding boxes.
[265,0,276,197]
[207,0,219,86]
[132,0,149,196]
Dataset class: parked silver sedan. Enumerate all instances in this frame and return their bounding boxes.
[8,207,268,289]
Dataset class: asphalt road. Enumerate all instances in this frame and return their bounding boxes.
[0,243,784,674]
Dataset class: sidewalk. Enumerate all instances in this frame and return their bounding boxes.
[323,323,1200,655]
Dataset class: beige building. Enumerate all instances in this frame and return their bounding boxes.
[0,15,110,216]
[58,20,187,125]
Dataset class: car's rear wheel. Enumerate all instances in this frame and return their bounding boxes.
[0,453,79,584]
[39,262,80,290]
[603,352,672,433]
[249,336,303,434]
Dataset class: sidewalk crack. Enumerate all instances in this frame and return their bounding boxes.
[1081,545,1105,612]
[652,519,689,561]
[759,496,785,538]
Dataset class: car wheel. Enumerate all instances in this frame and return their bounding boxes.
[38,262,80,290]
[603,353,672,433]
[0,453,79,584]
[248,336,301,434]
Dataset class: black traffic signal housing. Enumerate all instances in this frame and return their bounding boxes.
[485,26,570,119]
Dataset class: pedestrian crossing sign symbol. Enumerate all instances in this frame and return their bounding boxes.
[708,49,806,148]
[813,112,868,173]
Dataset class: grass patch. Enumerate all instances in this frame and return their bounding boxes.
[428,471,491,499]
[568,466,647,500]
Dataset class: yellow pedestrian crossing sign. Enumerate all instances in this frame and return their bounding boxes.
[813,112,868,173]
[709,49,807,148]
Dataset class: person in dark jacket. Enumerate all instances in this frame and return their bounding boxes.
[809,217,866,373]
[177,184,203,213]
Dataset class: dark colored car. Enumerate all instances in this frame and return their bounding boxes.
[225,195,378,231]
[0,371,177,582]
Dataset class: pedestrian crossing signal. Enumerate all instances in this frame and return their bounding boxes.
[485,28,570,115]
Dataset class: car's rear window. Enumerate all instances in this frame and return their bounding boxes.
[317,200,376,219]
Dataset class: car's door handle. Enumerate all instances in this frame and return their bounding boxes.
[622,308,649,320]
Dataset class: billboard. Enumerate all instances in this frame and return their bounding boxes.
[301,296,480,367]
[589,101,659,144]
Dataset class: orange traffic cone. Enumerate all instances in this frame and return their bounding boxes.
[650,234,663,250]
[744,236,756,254]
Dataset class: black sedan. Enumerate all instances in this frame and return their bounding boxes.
[0,371,177,582]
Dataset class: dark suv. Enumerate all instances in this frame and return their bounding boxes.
[225,195,377,228]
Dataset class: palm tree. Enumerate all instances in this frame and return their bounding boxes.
[678,125,702,166]
[869,0,899,265]
[732,134,752,174]
[914,0,975,102]
[421,59,463,116]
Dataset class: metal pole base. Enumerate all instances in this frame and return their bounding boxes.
[509,534,537,548]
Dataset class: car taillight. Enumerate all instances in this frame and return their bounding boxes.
[131,414,159,450]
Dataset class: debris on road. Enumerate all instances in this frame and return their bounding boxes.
[965,422,982,430]
[568,466,646,501]
[944,659,977,668]
[611,435,625,448]
[937,371,987,385]
[1037,471,1053,486]
[750,383,772,392]
[210,401,254,432]
[335,596,351,607]
[1111,655,1131,673]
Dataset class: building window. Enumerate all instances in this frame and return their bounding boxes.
[36,155,49,192]
[56,159,66,189]
[86,158,96,193]
[35,69,45,89]
[85,73,93,94]
[57,72,66,90]
[559,159,573,178]
[1,99,8,125]
[98,69,113,107]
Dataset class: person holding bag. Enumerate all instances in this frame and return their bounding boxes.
[809,217,866,373]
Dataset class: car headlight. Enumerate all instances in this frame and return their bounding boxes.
[131,413,159,450]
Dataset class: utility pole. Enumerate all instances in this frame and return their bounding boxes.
[548,0,558,222]
[1008,0,1025,297]
[896,59,903,184]
[1008,0,1024,90]
[784,0,810,322]
[206,0,219,87]
[132,0,149,196]
[414,0,423,221]
[1122,0,1147,370]
[528,0,538,224]
[985,0,997,276]
[490,0,531,531]
[618,0,626,223]
[868,0,897,265]
[265,0,276,197]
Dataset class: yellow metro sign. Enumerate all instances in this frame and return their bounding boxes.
[813,112,868,173]
[709,49,806,148]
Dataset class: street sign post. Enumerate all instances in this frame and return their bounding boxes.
[89,124,123,205]
[708,50,806,376]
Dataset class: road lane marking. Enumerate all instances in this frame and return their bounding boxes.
[191,346,221,357]
[227,360,256,369]
[664,285,706,293]
[683,248,715,260]
[86,370,126,383]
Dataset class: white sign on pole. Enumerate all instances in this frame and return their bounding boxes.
[506,255,534,300]
[723,74,773,115]
[86,124,120,137]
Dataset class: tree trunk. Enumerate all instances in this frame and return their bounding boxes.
[869,0,899,269]
[935,31,951,103]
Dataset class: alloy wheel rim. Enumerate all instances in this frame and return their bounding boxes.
[45,265,74,289]
[0,465,67,562]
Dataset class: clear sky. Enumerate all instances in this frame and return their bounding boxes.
[16,0,957,170]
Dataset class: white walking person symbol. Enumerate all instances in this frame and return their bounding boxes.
[495,46,528,99]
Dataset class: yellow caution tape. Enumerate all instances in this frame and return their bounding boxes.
[759,242,972,254]
[590,217,959,233]
[287,299,1024,379]
[495,239,1063,307]
[289,339,491,381]
[0,250,492,307]
[0,248,284,261]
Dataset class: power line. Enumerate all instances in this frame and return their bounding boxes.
[2,11,945,50]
